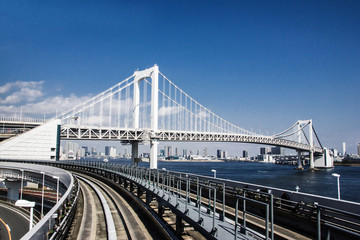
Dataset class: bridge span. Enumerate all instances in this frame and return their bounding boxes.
[0,65,330,169]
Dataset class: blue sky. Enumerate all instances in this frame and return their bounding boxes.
[1,1,359,154]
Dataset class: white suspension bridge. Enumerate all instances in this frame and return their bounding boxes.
[0,65,331,169]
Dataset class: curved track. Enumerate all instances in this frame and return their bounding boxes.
[72,173,153,240]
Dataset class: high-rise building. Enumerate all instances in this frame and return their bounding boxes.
[164,146,173,157]
[217,150,228,159]
[203,147,208,157]
[260,147,271,155]
[243,150,248,158]
[271,146,284,155]
[105,146,117,158]
[343,142,346,155]
[358,143,360,156]
[91,146,97,156]
[217,150,222,159]
[64,142,79,155]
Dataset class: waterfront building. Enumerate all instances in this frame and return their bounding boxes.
[257,154,274,163]
[260,147,271,155]
[160,149,165,156]
[91,146,97,156]
[182,149,187,157]
[64,142,79,157]
[203,147,208,157]
[343,142,346,155]
[105,146,116,157]
[271,146,284,155]
[243,150,248,158]
[358,143,360,156]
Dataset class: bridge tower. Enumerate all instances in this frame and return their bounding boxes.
[132,64,159,169]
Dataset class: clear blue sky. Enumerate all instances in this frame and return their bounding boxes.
[1,1,359,154]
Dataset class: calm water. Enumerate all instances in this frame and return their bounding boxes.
[89,159,360,203]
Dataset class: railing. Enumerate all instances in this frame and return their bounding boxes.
[0,116,46,124]
[0,162,79,240]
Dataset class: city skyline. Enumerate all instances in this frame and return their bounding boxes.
[1,1,359,153]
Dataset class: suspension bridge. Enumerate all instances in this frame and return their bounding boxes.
[0,65,331,169]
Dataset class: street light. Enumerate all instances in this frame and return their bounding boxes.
[332,173,341,200]
[53,176,60,203]
[15,199,35,230]
[40,171,45,218]
[20,169,24,200]
[211,169,216,178]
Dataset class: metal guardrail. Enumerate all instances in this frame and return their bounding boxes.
[79,161,360,240]
[0,117,46,124]
[0,162,79,240]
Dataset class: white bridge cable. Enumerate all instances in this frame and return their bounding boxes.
[145,78,242,134]
[158,72,256,135]
[272,120,310,137]
[273,123,310,139]
[56,74,135,121]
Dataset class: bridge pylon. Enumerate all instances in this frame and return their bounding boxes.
[132,64,159,169]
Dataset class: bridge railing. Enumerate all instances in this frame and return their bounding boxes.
[0,116,46,124]
[73,161,360,239]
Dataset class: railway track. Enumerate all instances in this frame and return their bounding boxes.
[67,173,153,240]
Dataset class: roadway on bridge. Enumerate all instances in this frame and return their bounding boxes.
[0,203,30,240]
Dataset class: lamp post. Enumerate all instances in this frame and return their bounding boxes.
[211,169,216,178]
[15,200,35,230]
[53,176,60,203]
[20,169,24,200]
[40,172,45,217]
[332,173,340,200]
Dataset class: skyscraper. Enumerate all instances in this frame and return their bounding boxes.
[343,142,346,155]
[358,143,360,156]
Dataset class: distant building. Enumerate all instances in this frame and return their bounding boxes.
[257,154,274,163]
[217,150,228,159]
[271,146,284,155]
[105,146,117,158]
[343,142,346,155]
[64,142,79,158]
[91,146,97,156]
[358,143,360,156]
[260,147,271,155]
[160,149,165,156]
[243,150,248,158]
[164,146,173,157]
[203,147,208,157]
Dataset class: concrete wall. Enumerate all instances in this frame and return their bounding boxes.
[0,119,60,161]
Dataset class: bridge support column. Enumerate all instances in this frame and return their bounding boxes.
[4,180,22,201]
[296,151,304,170]
[309,150,315,170]
[131,141,139,167]
[150,139,158,169]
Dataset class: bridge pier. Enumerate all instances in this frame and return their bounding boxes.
[150,139,158,169]
[296,151,304,170]
[131,141,139,167]
[309,150,315,170]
